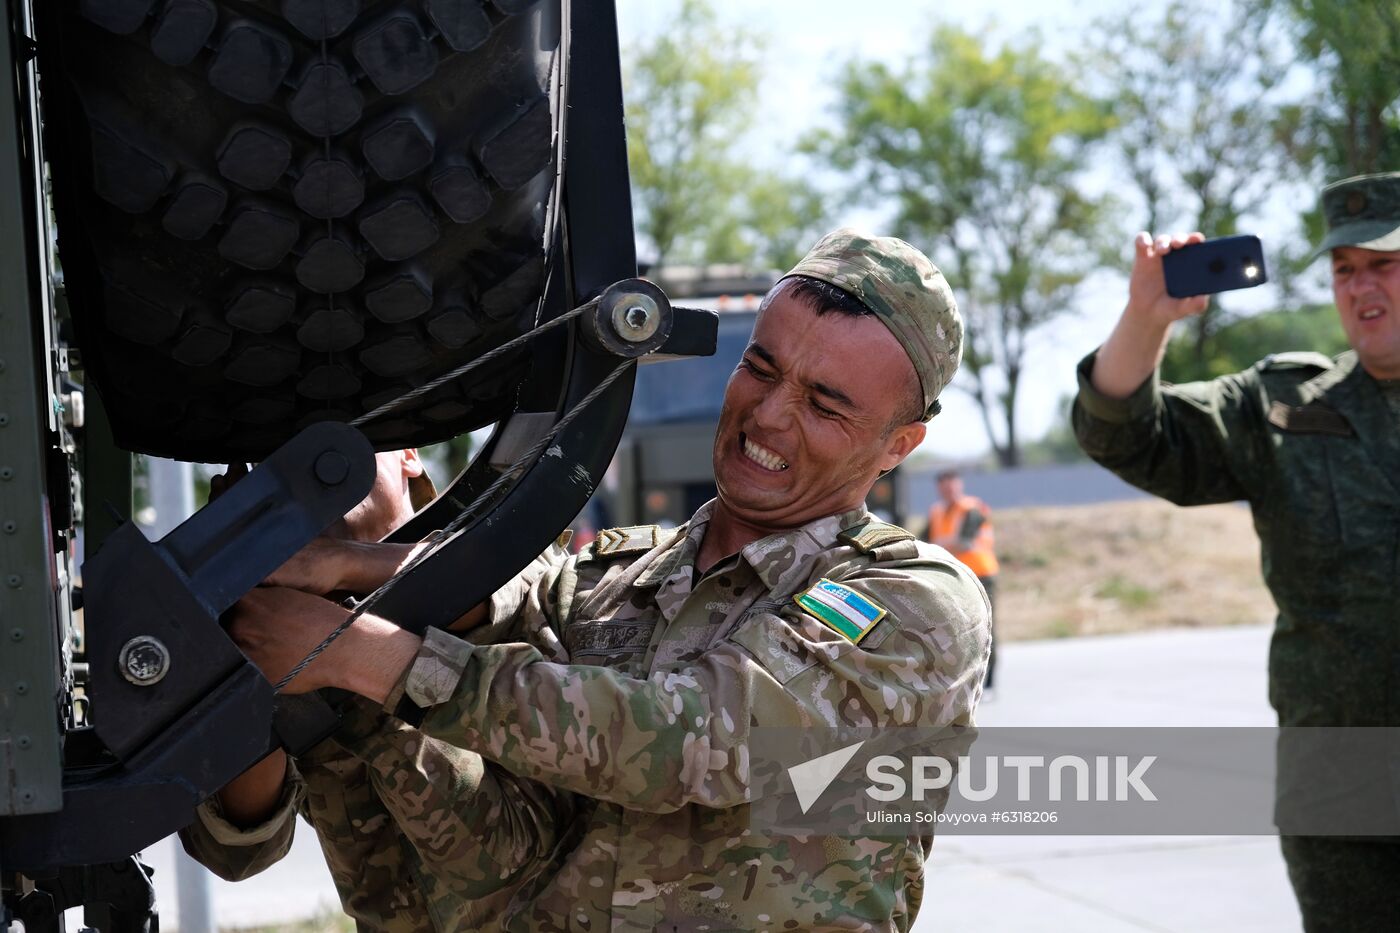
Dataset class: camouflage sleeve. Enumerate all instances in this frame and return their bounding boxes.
[1071,349,1263,505]
[475,541,572,652]
[178,756,305,882]
[399,555,989,813]
[333,694,579,894]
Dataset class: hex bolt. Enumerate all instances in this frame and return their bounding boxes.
[610,293,662,344]
[119,635,171,686]
[314,450,350,486]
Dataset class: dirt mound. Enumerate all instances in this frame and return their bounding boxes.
[992,499,1275,641]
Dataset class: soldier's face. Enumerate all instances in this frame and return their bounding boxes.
[328,449,422,543]
[711,287,925,530]
[1331,246,1400,379]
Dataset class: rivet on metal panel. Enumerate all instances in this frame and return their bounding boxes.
[16,735,30,750]
[8,627,23,641]
[5,574,21,589]
[1,521,14,534]
[14,681,28,695]
[20,790,34,804]
[0,467,13,481]
[0,413,9,427]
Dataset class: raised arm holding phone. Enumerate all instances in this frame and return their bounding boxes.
[1075,172,1400,933]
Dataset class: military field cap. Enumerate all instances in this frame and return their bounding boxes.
[782,228,963,421]
[1316,171,1400,256]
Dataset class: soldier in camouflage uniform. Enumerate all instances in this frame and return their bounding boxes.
[227,229,992,931]
[1072,172,1400,933]
[181,451,582,931]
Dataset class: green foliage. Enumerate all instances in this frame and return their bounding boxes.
[622,0,826,270]
[815,25,1113,466]
[1266,0,1400,177]
[1160,302,1348,383]
[1090,0,1309,364]
[420,434,474,486]
[1019,396,1089,466]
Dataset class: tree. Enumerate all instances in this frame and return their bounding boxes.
[1271,0,1400,178]
[622,0,825,271]
[817,26,1112,467]
[1090,0,1307,363]
[1160,302,1349,383]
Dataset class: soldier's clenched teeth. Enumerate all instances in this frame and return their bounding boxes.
[742,434,789,471]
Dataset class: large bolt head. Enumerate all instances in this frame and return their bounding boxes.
[315,450,351,486]
[119,636,171,686]
[611,293,661,343]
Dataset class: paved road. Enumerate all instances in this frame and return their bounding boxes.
[134,625,1299,932]
[915,625,1299,933]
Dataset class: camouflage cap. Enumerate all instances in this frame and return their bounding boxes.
[782,228,962,420]
[1315,171,1400,256]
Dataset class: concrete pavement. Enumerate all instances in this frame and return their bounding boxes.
[916,624,1299,933]
[132,624,1299,931]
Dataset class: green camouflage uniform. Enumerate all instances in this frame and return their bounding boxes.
[1073,348,1399,728]
[180,553,584,932]
[1074,346,1400,932]
[385,501,990,931]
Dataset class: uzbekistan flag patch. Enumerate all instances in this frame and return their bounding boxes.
[793,578,887,644]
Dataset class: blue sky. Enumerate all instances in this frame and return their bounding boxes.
[611,0,1325,462]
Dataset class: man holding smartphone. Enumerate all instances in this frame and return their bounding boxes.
[1072,172,1400,932]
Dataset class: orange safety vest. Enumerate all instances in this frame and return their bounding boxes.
[928,495,999,578]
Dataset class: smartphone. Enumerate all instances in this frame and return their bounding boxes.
[1161,235,1268,298]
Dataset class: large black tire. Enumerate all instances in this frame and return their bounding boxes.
[40,0,560,461]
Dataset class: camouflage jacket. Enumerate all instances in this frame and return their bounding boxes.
[180,558,583,932]
[387,501,991,931]
[1072,349,1400,727]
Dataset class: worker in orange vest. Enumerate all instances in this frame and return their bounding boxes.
[928,469,999,689]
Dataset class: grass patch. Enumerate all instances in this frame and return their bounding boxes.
[227,908,353,933]
[1094,574,1157,609]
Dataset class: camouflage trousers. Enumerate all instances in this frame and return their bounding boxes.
[1281,836,1400,932]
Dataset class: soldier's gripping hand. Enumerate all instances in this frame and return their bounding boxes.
[1091,232,1212,400]
[227,586,420,697]
[1125,232,1211,328]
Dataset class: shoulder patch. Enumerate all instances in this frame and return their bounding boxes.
[794,578,887,645]
[838,520,915,554]
[1260,351,1334,373]
[1266,400,1355,437]
[593,525,663,556]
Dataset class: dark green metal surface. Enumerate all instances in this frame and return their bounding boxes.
[0,0,67,818]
